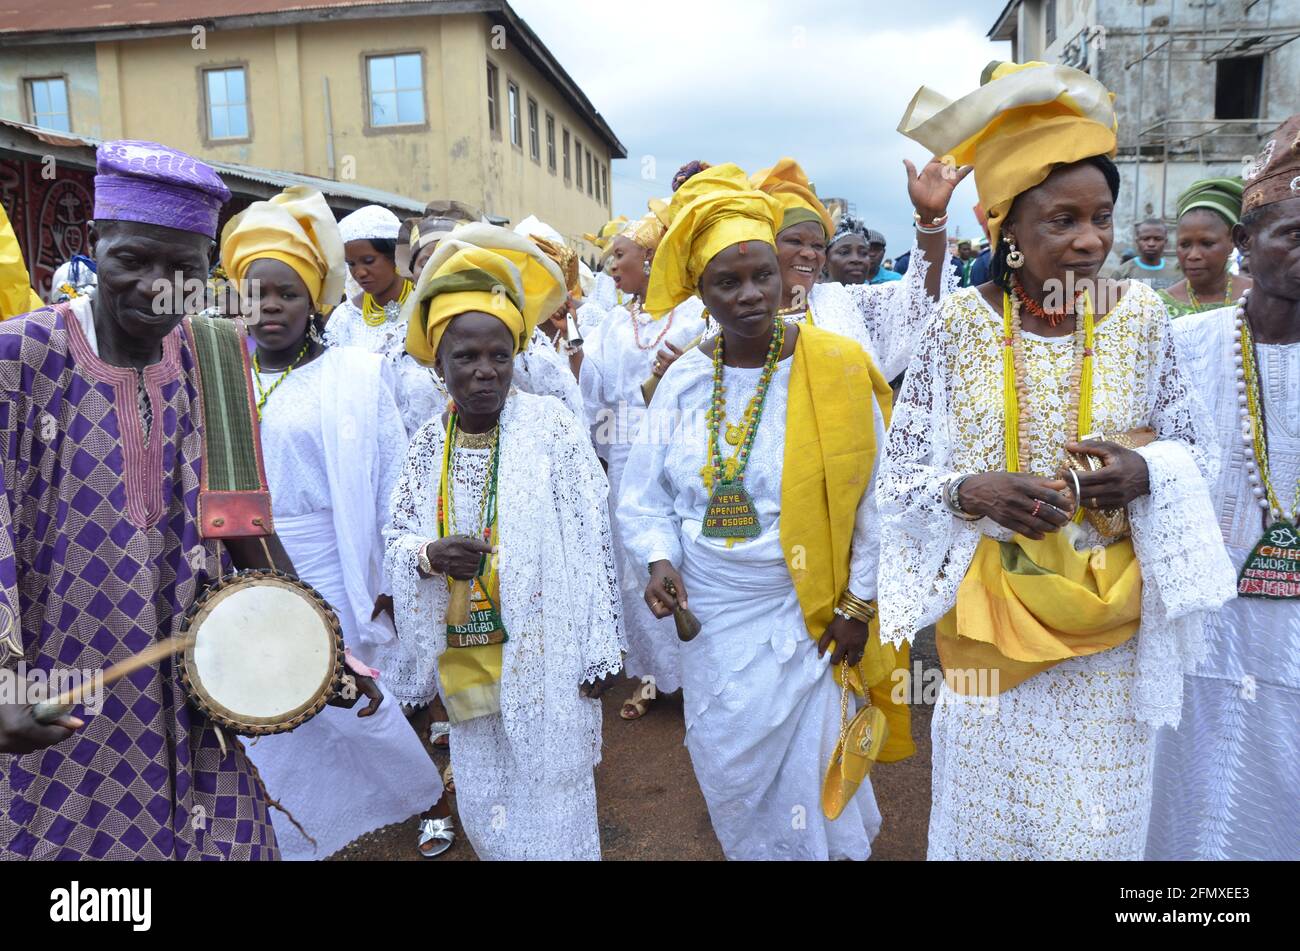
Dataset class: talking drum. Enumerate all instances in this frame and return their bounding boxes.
[180,570,345,736]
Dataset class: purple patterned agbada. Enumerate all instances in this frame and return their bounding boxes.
[0,303,278,860]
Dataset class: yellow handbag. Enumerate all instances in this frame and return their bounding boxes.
[821,658,889,821]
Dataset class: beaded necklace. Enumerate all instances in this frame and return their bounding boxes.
[252,339,311,419]
[1001,290,1095,474]
[627,297,675,351]
[1187,274,1233,312]
[776,303,816,326]
[1011,274,1078,328]
[699,320,785,545]
[1232,292,1300,599]
[1235,295,1299,526]
[362,279,412,327]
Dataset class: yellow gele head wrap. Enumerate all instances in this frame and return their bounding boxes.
[404,222,565,364]
[898,61,1118,248]
[750,158,834,238]
[529,234,582,298]
[618,200,672,253]
[645,164,783,316]
[220,185,346,313]
[583,215,629,250]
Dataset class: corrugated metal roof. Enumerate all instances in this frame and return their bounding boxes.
[0,117,426,212]
[0,0,416,35]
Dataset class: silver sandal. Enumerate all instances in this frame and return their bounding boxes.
[417,816,456,858]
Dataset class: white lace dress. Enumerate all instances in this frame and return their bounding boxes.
[1147,306,1300,860]
[324,296,445,438]
[617,342,888,860]
[876,282,1236,860]
[580,296,708,693]
[384,391,625,860]
[797,237,959,381]
[514,327,585,424]
[241,348,443,860]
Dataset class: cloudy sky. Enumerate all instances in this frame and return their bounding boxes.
[511,0,1011,256]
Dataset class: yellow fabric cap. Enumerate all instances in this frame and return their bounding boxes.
[404,222,565,363]
[0,202,42,320]
[645,163,782,315]
[898,61,1118,248]
[750,158,834,238]
[220,185,346,313]
[782,325,913,761]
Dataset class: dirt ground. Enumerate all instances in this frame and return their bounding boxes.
[332,629,939,861]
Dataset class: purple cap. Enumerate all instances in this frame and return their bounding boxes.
[93,140,232,239]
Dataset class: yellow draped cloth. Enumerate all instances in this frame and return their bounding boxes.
[781,325,913,762]
[1,204,42,320]
[936,532,1142,696]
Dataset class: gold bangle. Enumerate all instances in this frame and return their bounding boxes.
[836,591,877,623]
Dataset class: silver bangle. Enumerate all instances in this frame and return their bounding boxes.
[945,474,982,521]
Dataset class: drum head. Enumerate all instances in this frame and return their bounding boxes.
[184,574,342,735]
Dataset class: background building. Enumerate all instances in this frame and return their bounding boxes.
[0,0,624,256]
[988,0,1299,249]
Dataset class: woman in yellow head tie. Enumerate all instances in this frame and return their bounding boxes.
[748,155,969,382]
[617,164,912,861]
[220,185,450,860]
[386,223,625,861]
[879,62,1236,859]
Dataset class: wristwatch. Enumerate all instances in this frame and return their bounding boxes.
[417,541,436,576]
[945,474,982,522]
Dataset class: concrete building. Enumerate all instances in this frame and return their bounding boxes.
[0,0,625,253]
[988,0,1299,248]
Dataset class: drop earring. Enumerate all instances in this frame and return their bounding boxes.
[1005,236,1024,269]
[643,258,652,276]
[308,313,325,344]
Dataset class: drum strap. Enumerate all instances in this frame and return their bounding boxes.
[187,315,275,539]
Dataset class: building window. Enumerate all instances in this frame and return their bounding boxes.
[203,67,249,140]
[586,151,594,197]
[546,113,556,172]
[367,52,424,127]
[563,128,571,182]
[25,77,71,132]
[486,61,500,136]
[575,140,583,189]
[527,97,540,162]
[1215,56,1264,120]
[507,81,521,148]
[1045,0,1057,46]
[602,165,609,206]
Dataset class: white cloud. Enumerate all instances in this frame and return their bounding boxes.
[511,0,1010,254]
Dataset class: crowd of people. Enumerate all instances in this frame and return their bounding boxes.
[0,59,1296,862]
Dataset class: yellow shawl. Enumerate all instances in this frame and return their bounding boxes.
[1,204,41,320]
[782,325,913,762]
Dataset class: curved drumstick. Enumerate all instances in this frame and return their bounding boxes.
[30,634,197,724]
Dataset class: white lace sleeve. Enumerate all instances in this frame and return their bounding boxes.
[550,408,626,683]
[381,420,447,709]
[876,310,984,645]
[848,390,888,599]
[393,353,446,439]
[514,334,585,423]
[844,236,959,380]
[615,391,684,569]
